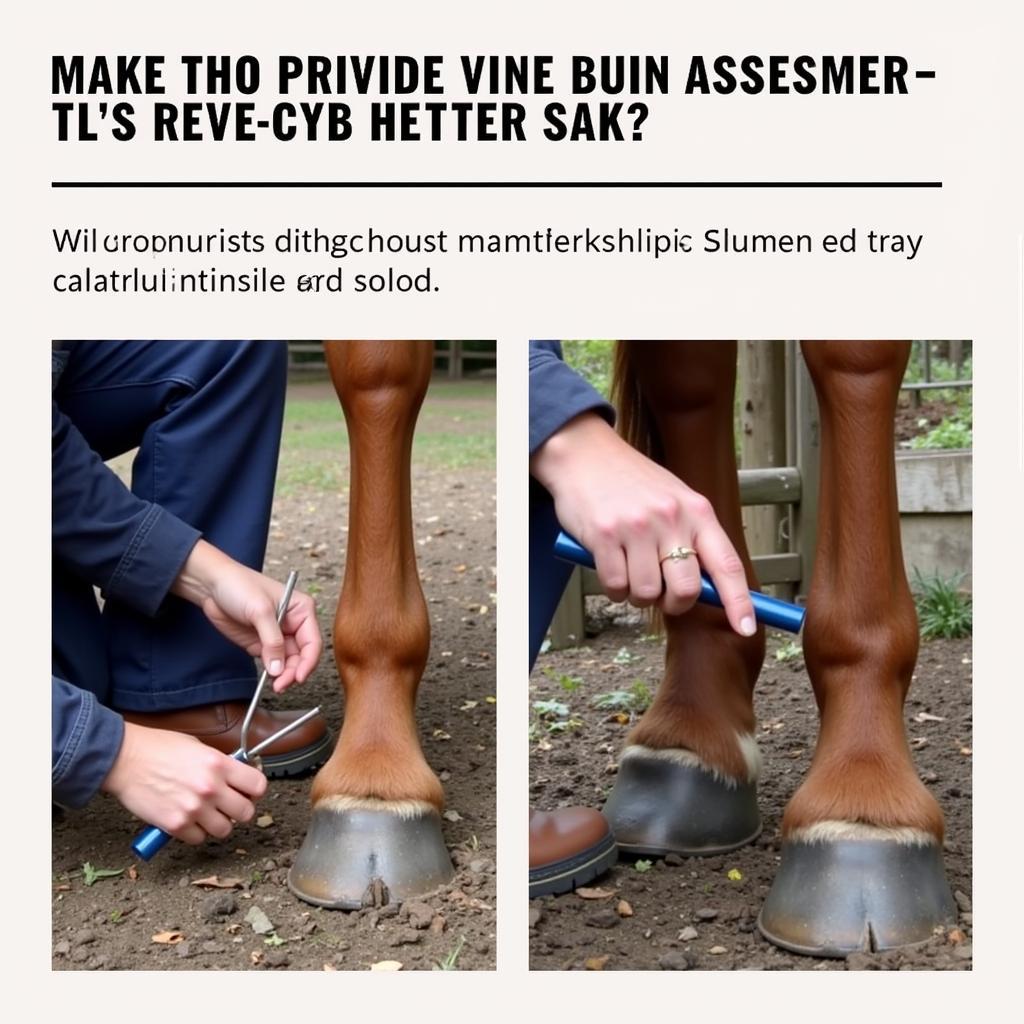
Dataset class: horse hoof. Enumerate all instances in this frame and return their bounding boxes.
[288,803,454,909]
[603,748,761,856]
[758,834,956,957]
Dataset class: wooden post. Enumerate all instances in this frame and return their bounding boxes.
[738,341,787,572]
[547,567,585,649]
[448,340,463,379]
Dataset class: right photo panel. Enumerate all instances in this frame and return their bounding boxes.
[528,340,972,971]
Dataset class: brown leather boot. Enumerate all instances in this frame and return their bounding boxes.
[529,807,617,898]
[121,702,333,779]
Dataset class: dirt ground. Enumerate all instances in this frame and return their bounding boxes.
[52,375,497,972]
[528,602,972,971]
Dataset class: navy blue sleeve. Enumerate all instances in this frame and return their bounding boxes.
[529,341,615,454]
[51,399,201,618]
[52,676,124,809]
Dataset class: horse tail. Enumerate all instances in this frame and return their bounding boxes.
[611,341,662,462]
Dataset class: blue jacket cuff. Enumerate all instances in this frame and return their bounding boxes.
[105,506,201,617]
[52,678,124,810]
[529,341,615,454]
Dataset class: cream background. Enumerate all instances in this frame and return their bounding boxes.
[5,0,1022,1012]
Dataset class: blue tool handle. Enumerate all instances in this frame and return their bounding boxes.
[132,824,172,861]
[553,530,805,634]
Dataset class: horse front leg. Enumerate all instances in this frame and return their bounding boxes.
[603,341,766,855]
[758,340,955,956]
[289,340,453,909]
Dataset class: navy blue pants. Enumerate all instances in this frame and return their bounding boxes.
[52,340,288,712]
[529,486,575,671]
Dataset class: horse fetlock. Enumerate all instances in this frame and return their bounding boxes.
[783,751,944,841]
[311,737,444,810]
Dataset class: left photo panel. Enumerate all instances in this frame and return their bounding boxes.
[51,340,497,970]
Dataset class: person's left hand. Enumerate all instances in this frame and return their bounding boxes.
[172,540,322,692]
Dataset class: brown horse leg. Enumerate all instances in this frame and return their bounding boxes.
[603,341,766,855]
[759,340,954,955]
[288,340,453,909]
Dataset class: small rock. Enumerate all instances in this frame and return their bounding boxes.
[377,904,400,920]
[586,909,621,929]
[429,915,447,934]
[616,900,633,918]
[658,952,695,970]
[389,928,422,947]
[175,942,192,959]
[53,941,71,956]
[694,907,719,922]
[264,950,290,968]
[73,929,98,947]
[708,945,728,955]
[664,853,684,867]
[200,941,226,954]
[678,926,699,942]
[468,858,495,874]
[954,890,972,913]
[71,947,91,964]
[954,943,973,960]
[404,901,435,929]
[244,905,275,935]
[528,906,543,929]
[585,954,611,970]
[201,893,237,922]
[262,859,277,872]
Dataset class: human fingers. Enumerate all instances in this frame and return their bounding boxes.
[691,517,756,637]
[225,757,269,799]
[288,592,322,682]
[195,802,236,841]
[658,542,703,617]
[169,821,207,845]
[249,595,287,677]
[589,528,629,602]
[215,786,258,826]
[623,522,663,608]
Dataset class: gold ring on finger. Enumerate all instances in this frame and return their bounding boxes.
[660,546,697,564]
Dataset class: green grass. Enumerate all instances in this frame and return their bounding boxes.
[912,570,973,639]
[433,935,467,970]
[276,380,495,495]
[908,406,973,450]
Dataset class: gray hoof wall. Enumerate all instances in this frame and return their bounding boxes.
[288,805,454,909]
[604,752,760,856]
[758,837,956,957]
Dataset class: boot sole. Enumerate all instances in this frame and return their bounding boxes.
[529,832,618,899]
[260,731,334,779]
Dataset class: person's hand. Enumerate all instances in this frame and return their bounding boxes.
[101,722,267,843]
[172,540,322,692]
[531,411,757,636]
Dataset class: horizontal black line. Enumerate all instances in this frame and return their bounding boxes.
[915,70,936,78]
[52,180,942,189]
